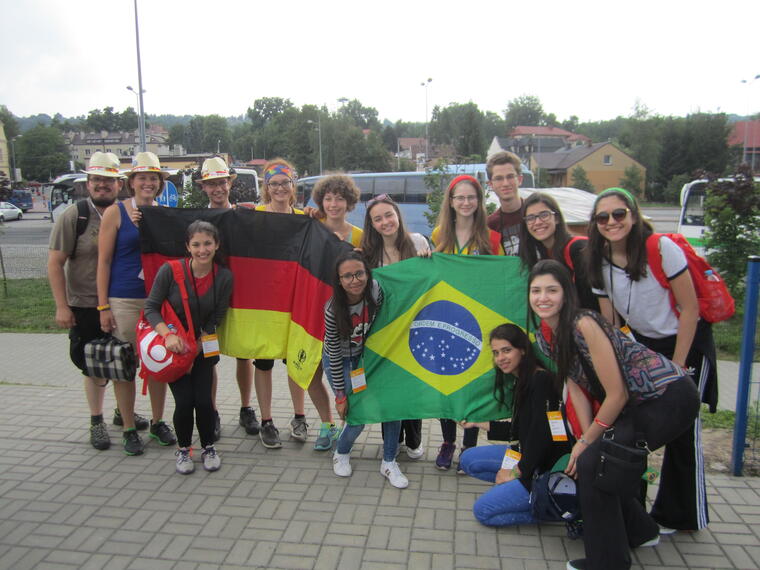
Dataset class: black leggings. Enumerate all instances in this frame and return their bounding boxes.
[169,353,217,448]
[440,419,478,448]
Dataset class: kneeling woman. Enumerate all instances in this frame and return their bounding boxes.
[144,221,233,474]
[529,260,700,570]
[459,324,569,526]
[323,251,407,488]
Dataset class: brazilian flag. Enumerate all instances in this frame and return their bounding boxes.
[347,254,528,425]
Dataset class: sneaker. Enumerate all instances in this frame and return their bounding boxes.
[122,429,144,456]
[213,411,221,442]
[259,422,282,449]
[659,525,677,535]
[290,417,309,442]
[435,442,455,470]
[333,451,352,477]
[406,445,425,460]
[113,408,149,430]
[314,423,341,451]
[639,535,660,548]
[149,420,177,446]
[239,407,260,435]
[566,560,587,570]
[175,448,194,475]
[89,422,110,450]
[201,445,221,472]
[380,460,409,489]
[456,446,471,474]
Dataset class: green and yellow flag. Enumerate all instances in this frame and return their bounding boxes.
[347,254,528,424]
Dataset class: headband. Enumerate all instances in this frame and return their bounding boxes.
[598,187,636,205]
[448,174,481,192]
[265,164,294,183]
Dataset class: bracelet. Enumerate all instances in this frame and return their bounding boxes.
[594,417,612,429]
[335,396,347,404]
[97,304,111,312]
[578,437,590,446]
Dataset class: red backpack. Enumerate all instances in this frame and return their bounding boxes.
[562,236,586,271]
[645,233,735,323]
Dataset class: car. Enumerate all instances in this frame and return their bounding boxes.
[0,201,23,222]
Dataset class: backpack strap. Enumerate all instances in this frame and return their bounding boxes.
[563,236,585,270]
[70,199,91,259]
[169,259,195,338]
[645,233,679,316]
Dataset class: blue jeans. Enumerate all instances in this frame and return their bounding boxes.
[322,351,401,462]
[459,445,535,527]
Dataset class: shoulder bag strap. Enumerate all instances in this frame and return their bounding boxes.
[169,259,195,337]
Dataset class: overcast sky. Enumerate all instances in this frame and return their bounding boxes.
[1,0,758,124]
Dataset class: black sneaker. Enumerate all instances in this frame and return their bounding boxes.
[213,411,221,442]
[149,421,177,446]
[259,422,282,449]
[122,429,144,456]
[113,408,149,431]
[90,422,110,450]
[239,407,260,435]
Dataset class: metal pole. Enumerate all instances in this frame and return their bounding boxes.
[421,78,432,164]
[732,255,760,476]
[133,0,146,152]
[318,113,323,175]
[9,138,17,183]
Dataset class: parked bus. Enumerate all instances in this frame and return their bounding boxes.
[10,189,34,212]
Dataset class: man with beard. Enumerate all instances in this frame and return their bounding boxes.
[48,151,145,454]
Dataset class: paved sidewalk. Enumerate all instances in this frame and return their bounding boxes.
[1,333,759,570]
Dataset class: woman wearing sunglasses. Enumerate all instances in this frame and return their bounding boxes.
[518,192,597,311]
[585,187,714,534]
[361,194,431,459]
[431,175,504,472]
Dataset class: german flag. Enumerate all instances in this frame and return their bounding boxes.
[139,206,352,387]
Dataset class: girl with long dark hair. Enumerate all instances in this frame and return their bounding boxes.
[586,187,713,532]
[458,324,569,526]
[323,251,408,488]
[528,259,700,570]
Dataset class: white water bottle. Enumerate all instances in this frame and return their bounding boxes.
[705,270,720,282]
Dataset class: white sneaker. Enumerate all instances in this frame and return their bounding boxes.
[201,445,221,472]
[175,448,194,475]
[333,451,352,477]
[639,535,660,547]
[659,525,677,535]
[380,460,409,488]
[406,445,425,460]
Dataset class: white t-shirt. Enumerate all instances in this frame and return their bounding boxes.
[592,236,687,338]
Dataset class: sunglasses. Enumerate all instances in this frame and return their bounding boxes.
[594,208,630,225]
[367,193,392,207]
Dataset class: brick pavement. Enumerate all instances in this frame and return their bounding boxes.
[1,333,758,569]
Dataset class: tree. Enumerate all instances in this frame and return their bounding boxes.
[618,165,644,195]
[423,159,450,229]
[430,102,486,160]
[704,166,760,296]
[201,115,231,154]
[246,97,294,129]
[504,95,544,130]
[0,106,20,140]
[561,115,580,132]
[17,125,70,181]
[339,99,380,130]
[117,107,139,131]
[570,166,595,192]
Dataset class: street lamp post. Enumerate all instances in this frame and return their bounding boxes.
[421,78,432,164]
[132,0,147,152]
[126,86,146,154]
[740,75,760,166]
[307,117,323,175]
[9,136,18,183]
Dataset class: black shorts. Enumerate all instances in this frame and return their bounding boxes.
[233,358,286,371]
[69,306,108,375]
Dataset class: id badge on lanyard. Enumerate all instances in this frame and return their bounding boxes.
[501,448,521,470]
[546,410,568,442]
[201,333,220,358]
[350,363,367,392]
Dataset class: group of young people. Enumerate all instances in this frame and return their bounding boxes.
[51,149,714,570]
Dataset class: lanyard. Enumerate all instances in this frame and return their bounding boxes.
[608,260,633,327]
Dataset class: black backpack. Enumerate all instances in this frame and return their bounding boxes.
[69,200,90,259]
[529,454,583,539]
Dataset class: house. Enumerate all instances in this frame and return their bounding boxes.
[64,125,185,164]
[0,121,9,180]
[530,142,646,193]
[728,119,760,169]
[488,126,592,161]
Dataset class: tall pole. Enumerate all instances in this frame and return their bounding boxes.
[133,0,147,152]
[318,113,323,175]
[10,137,17,183]
[421,78,432,164]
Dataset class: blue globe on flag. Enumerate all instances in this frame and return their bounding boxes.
[408,300,482,375]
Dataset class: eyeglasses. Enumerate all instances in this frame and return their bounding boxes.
[367,193,390,206]
[268,180,292,190]
[524,210,556,225]
[339,270,367,283]
[490,174,519,184]
[594,208,630,225]
[202,179,229,188]
[451,195,478,203]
